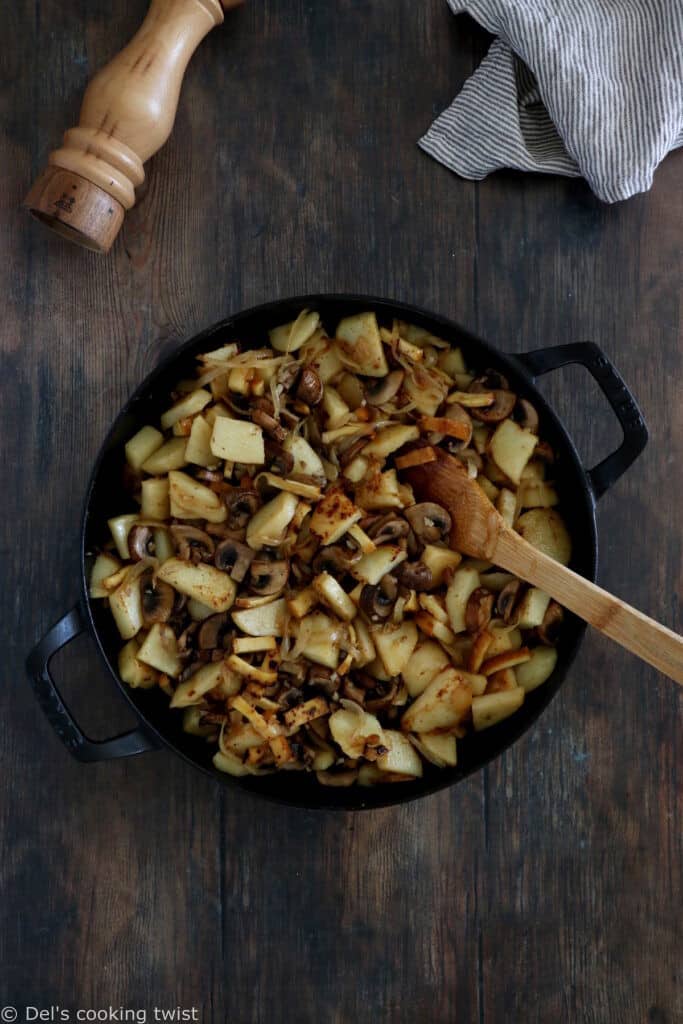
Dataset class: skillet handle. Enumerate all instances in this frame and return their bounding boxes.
[26,604,160,763]
[515,342,648,500]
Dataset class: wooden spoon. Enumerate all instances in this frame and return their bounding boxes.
[402,448,683,685]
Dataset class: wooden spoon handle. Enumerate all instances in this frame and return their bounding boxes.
[494,529,683,685]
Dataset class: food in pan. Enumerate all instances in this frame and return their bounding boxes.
[89,310,571,786]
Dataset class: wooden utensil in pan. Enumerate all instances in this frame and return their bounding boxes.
[25,0,243,253]
[402,448,683,685]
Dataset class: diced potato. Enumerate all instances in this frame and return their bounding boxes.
[496,487,517,528]
[154,527,175,564]
[355,467,404,510]
[182,707,217,737]
[213,750,250,777]
[485,668,519,694]
[377,731,423,777]
[329,704,384,758]
[210,417,264,464]
[478,572,516,593]
[351,544,407,586]
[362,424,420,460]
[125,426,163,470]
[518,480,559,509]
[187,598,216,621]
[118,637,158,688]
[204,403,232,427]
[343,454,370,483]
[335,312,389,377]
[269,310,320,352]
[437,347,466,378]
[515,646,558,692]
[421,545,462,586]
[108,514,139,560]
[445,566,481,634]
[227,366,254,395]
[140,477,170,520]
[489,418,537,485]
[312,573,357,621]
[232,598,288,636]
[170,661,229,707]
[515,588,552,629]
[365,656,392,682]
[472,688,525,731]
[198,342,239,363]
[335,372,365,410]
[89,552,122,598]
[287,587,318,619]
[351,616,376,667]
[283,434,326,479]
[401,668,473,734]
[516,509,572,565]
[222,721,266,753]
[402,365,449,416]
[300,336,344,383]
[309,486,361,545]
[141,437,188,474]
[168,470,227,524]
[402,641,451,697]
[160,388,211,429]
[411,731,457,768]
[136,623,181,677]
[246,491,299,550]
[185,414,219,468]
[322,387,351,429]
[295,612,343,668]
[477,476,500,503]
[157,559,236,612]
[373,621,418,676]
[486,621,523,658]
[108,561,151,639]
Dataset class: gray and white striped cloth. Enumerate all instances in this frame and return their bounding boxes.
[420,0,683,202]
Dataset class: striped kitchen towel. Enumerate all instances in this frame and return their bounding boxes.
[420,0,683,202]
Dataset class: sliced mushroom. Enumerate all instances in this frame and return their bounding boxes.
[442,403,473,450]
[497,579,523,624]
[405,502,451,543]
[169,525,215,563]
[360,575,398,622]
[296,366,323,406]
[465,587,495,634]
[177,621,200,658]
[515,398,539,433]
[279,660,308,686]
[265,440,295,476]
[140,575,175,624]
[197,612,231,650]
[533,440,555,464]
[365,679,399,713]
[470,369,510,392]
[313,545,362,575]
[341,678,367,704]
[128,525,155,561]
[397,560,433,591]
[365,370,405,406]
[470,389,517,424]
[308,665,339,697]
[536,600,564,644]
[276,361,301,393]
[214,537,255,582]
[251,407,286,442]
[249,557,290,596]
[366,512,410,546]
[225,489,260,530]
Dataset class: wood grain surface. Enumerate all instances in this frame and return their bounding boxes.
[1,2,681,1021]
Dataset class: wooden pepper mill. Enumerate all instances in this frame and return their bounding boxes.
[25,0,242,253]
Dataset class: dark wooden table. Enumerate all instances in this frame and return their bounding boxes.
[2,2,681,1021]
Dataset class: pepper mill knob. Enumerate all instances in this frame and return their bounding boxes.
[25,0,242,253]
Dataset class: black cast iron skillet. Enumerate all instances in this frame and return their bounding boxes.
[26,296,648,810]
